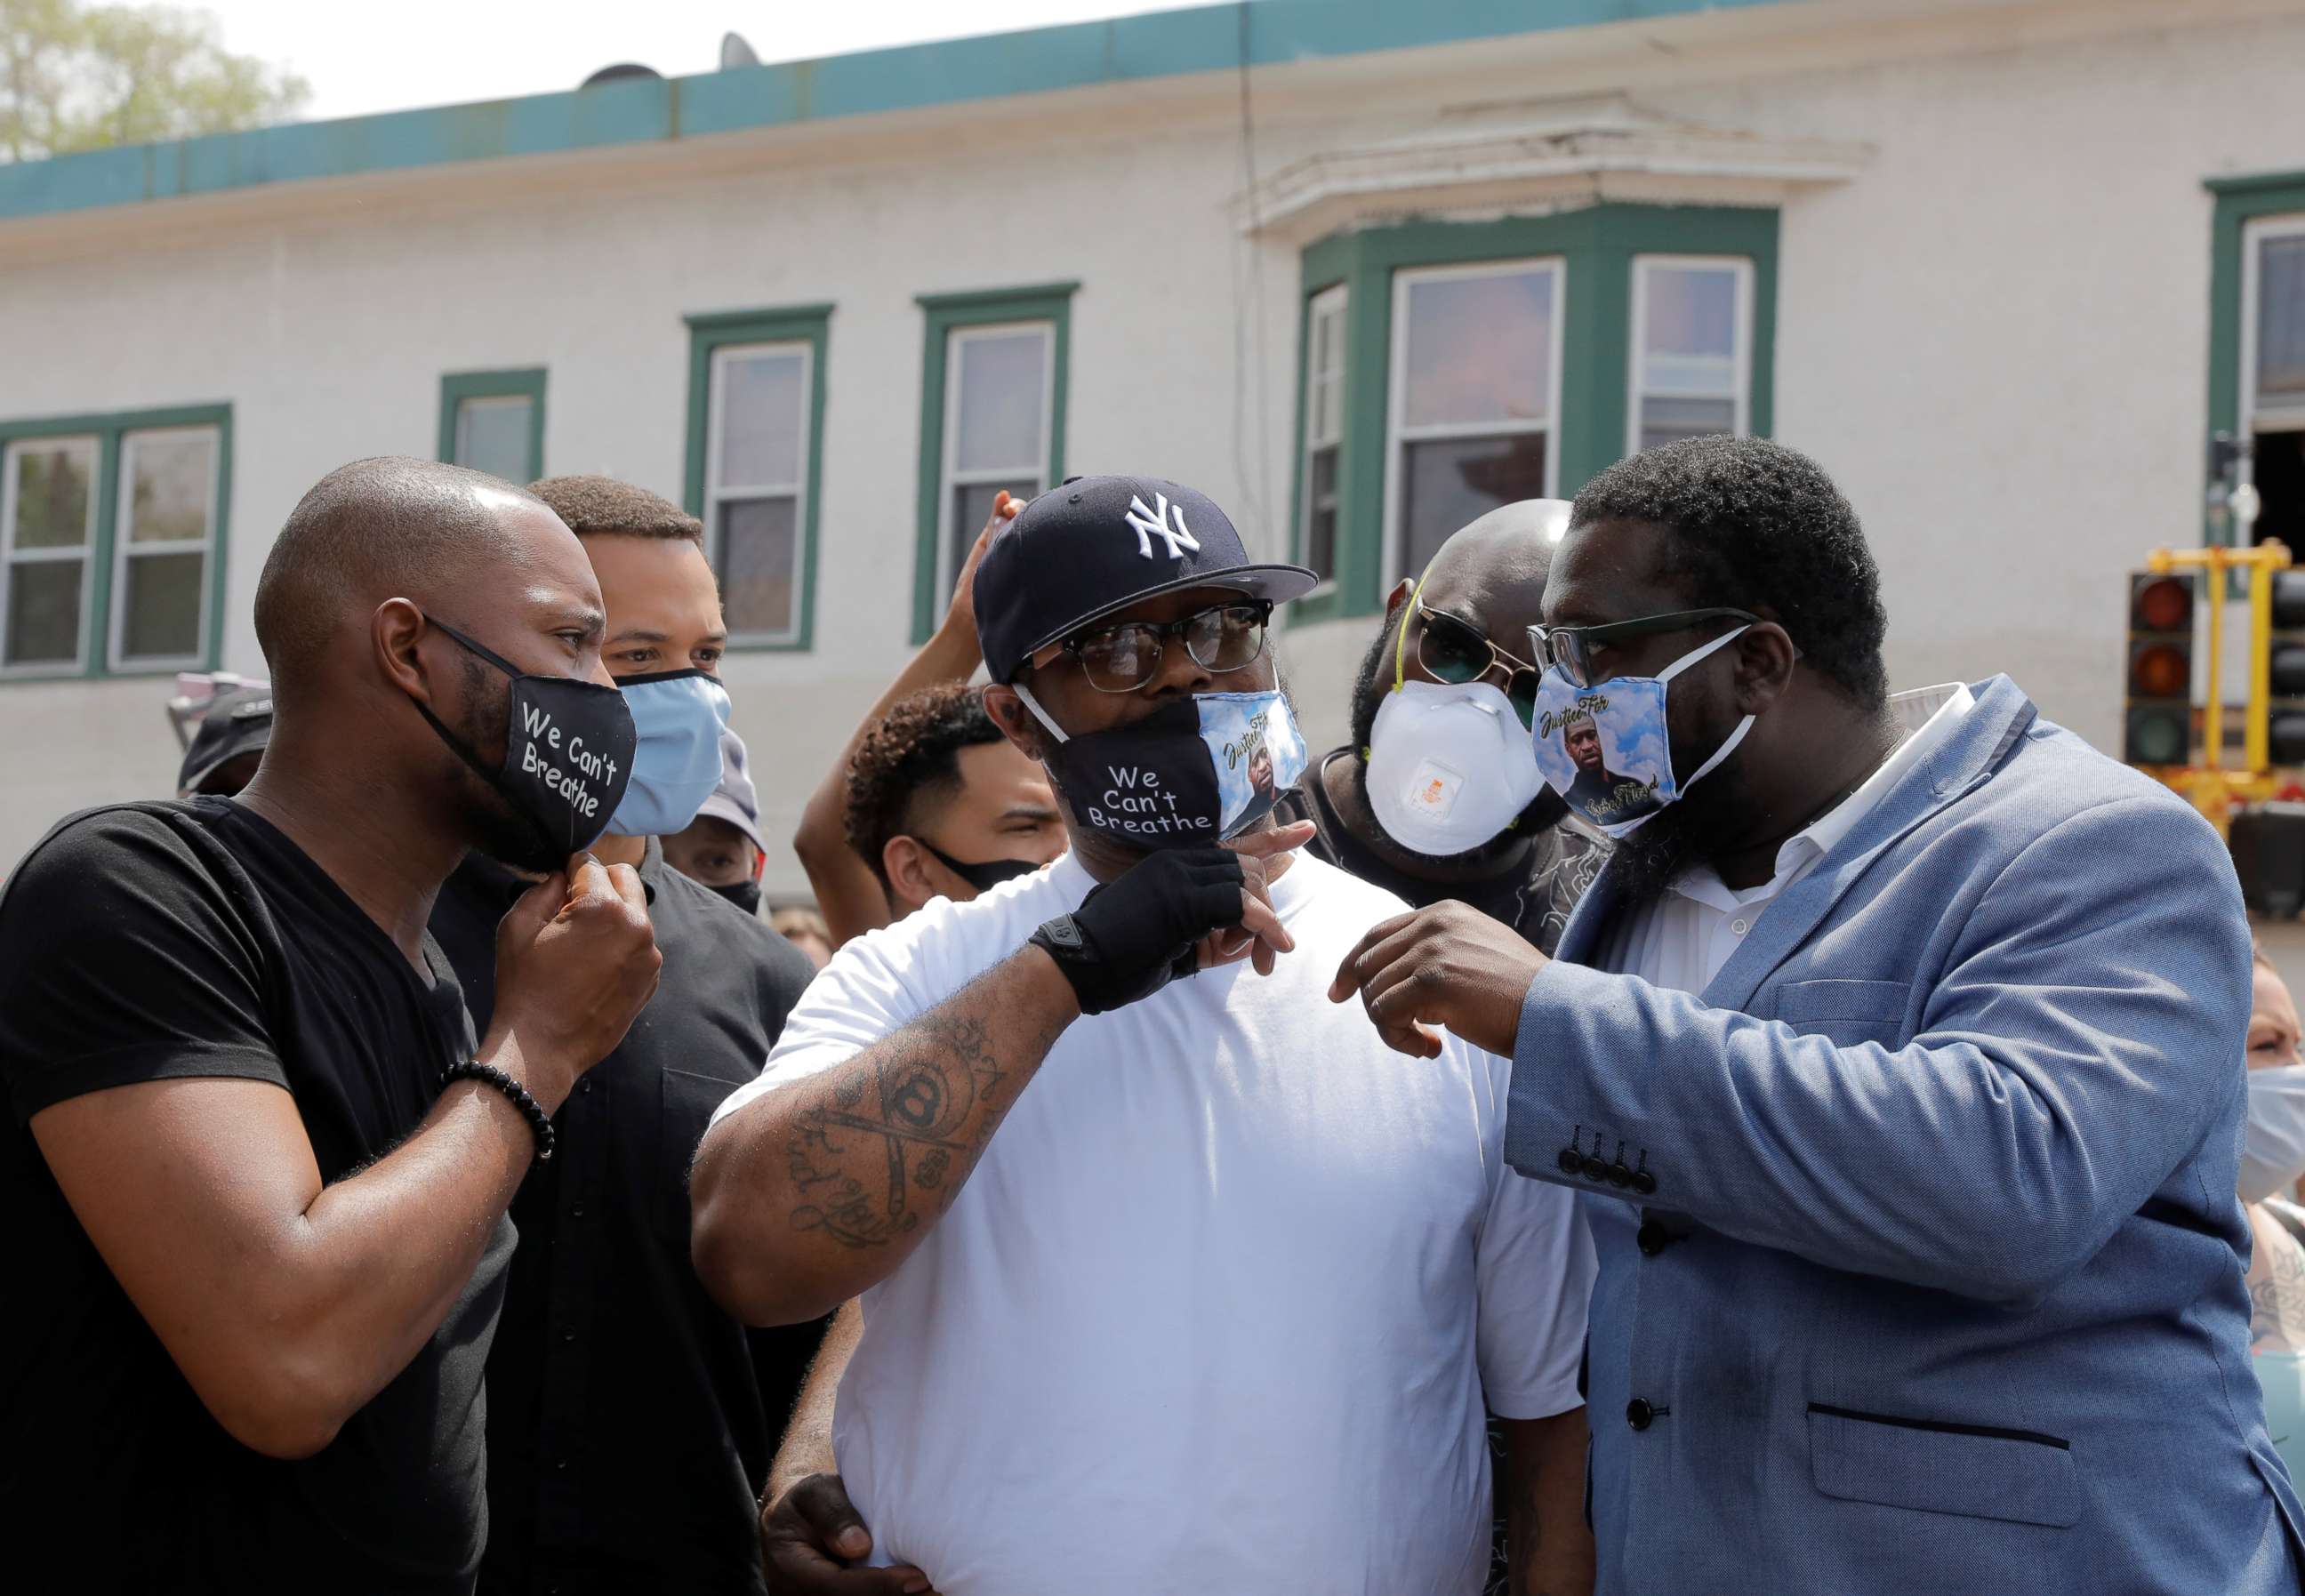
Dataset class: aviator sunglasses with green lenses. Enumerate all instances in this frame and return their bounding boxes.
[1401,579,1544,728]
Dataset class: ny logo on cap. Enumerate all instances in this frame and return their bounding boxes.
[1123,493,1201,563]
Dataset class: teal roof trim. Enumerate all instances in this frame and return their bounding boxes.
[0,0,1779,221]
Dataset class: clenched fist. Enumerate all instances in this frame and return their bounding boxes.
[481,853,662,1110]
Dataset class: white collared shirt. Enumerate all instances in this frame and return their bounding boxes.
[1605,683,1974,995]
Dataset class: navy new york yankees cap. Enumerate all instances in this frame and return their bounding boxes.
[973,475,1319,683]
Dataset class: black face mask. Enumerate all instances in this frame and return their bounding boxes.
[708,878,763,917]
[414,618,638,873]
[920,839,1042,894]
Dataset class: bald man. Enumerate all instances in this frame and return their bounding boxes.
[0,458,661,1594]
[1276,501,1603,955]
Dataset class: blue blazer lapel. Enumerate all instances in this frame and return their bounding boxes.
[1698,677,2039,1014]
[1554,850,1627,968]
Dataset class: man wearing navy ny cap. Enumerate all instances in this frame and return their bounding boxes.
[695,477,1597,1595]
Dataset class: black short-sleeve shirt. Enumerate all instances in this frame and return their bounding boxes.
[428,843,818,1596]
[0,799,511,1595]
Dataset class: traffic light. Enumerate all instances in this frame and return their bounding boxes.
[2124,571,2194,766]
[2269,570,2305,767]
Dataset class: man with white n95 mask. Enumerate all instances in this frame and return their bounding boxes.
[693,475,1596,1596]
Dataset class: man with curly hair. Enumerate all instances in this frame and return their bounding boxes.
[1336,436,2303,1593]
[840,682,1063,933]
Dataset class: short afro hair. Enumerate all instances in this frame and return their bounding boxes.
[1570,436,1888,708]
[845,683,1009,890]
[528,474,701,542]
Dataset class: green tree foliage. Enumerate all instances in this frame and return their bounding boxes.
[1,0,309,161]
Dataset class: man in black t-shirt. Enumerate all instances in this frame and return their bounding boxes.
[427,474,815,1596]
[0,458,661,1595]
[1273,501,1603,958]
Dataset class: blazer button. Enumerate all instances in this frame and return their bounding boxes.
[1630,1168,1657,1197]
[1579,1152,1609,1182]
[1626,1398,1655,1432]
[1636,1221,1670,1256]
[1558,1147,1582,1176]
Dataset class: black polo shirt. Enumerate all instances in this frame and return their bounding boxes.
[428,841,819,1596]
[0,799,509,1595]
[1273,747,1606,956]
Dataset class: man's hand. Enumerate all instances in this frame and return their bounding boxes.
[940,491,1019,642]
[1037,823,1313,1015]
[483,853,662,1108]
[1196,820,1317,974]
[761,1473,936,1595]
[1328,900,1546,1057]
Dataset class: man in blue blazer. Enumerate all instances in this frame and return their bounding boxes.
[1334,436,2302,1593]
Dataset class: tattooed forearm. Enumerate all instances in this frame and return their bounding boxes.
[786,1001,1060,1248]
[690,942,1083,1324]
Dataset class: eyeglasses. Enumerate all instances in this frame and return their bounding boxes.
[1413,602,1543,727]
[1058,600,1273,694]
[1527,607,1760,689]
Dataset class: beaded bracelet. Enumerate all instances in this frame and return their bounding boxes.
[443,1060,557,1163]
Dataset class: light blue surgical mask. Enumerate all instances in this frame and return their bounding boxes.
[606,669,732,837]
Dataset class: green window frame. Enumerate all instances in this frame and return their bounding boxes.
[438,368,546,483]
[0,403,232,680]
[911,282,1077,644]
[683,304,832,652]
[1286,205,1778,623]
[2207,169,2305,547]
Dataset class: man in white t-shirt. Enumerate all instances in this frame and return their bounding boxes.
[692,476,1595,1595]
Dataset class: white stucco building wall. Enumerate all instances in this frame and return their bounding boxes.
[1,0,2301,905]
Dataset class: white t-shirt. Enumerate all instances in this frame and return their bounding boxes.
[713,850,1594,1596]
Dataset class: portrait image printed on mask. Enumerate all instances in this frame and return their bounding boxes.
[1529,627,1751,838]
[413,618,638,872]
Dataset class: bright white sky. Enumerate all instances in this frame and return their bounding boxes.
[200,0,1186,122]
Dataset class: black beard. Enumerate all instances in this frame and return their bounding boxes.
[1604,745,1759,907]
[1345,613,1570,863]
[446,655,569,875]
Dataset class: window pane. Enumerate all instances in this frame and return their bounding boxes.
[5,559,83,664]
[1305,445,1338,581]
[719,496,797,637]
[954,330,1048,473]
[126,432,214,543]
[120,550,204,660]
[719,352,805,489]
[10,442,92,550]
[1640,265,1739,397]
[2262,235,2305,405]
[1400,434,1548,578]
[1639,397,1738,453]
[952,478,1038,590]
[1401,269,1554,429]
[454,397,534,483]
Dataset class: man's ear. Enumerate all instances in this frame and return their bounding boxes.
[1731,622,1801,715]
[881,836,939,913]
[1382,577,1416,622]
[981,684,1042,759]
[373,597,431,702]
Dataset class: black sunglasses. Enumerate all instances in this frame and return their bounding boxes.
[1059,600,1273,694]
[1412,603,1543,727]
[1527,607,1759,689]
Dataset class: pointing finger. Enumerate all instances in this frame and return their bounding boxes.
[1225,821,1317,861]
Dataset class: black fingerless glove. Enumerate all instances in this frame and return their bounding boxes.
[1028,846,1247,1015]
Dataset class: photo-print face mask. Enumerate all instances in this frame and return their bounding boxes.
[1013,685,1309,850]
[1529,626,1753,838]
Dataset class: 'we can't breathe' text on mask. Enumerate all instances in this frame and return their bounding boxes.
[1528,626,1753,838]
[412,618,638,868]
[1013,685,1308,850]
